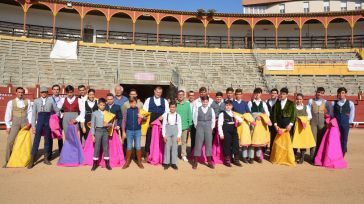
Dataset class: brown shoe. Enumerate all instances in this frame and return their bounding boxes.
[136,150,144,169]
[192,157,198,169]
[207,156,215,169]
[122,150,132,169]
[27,156,35,169]
[44,154,52,165]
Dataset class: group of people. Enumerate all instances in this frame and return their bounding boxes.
[3,84,354,170]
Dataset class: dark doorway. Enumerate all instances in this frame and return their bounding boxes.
[121,83,177,103]
[83,28,93,42]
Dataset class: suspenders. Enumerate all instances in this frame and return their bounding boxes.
[166,113,178,125]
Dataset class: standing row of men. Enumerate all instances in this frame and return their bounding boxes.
[3,84,354,168]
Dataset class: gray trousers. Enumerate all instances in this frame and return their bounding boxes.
[194,121,212,157]
[310,116,326,157]
[164,124,178,164]
[93,128,109,160]
[4,117,27,164]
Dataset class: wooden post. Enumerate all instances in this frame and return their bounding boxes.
[132,21,136,43]
[275,26,278,49]
[156,22,160,44]
[52,13,56,40]
[80,17,84,41]
[106,19,110,43]
[227,26,231,48]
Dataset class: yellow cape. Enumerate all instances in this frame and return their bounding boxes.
[270,129,296,167]
[104,111,116,136]
[235,112,254,146]
[251,113,271,146]
[292,116,316,149]
[7,127,32,168]
[139,109,151,136]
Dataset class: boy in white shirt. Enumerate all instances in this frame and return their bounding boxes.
[162,101,182,170]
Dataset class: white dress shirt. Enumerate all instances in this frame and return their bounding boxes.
[218,110,243,138]
[5,98,32,128]
[296,104,312,120]
[192,106,216,129]
[192,97,214,114]
[162,112,182,138]
[280,98,288,110]
[143,96,169,113]
[60,96,85,123]
[266,98,277,108]
[247,99,270,117]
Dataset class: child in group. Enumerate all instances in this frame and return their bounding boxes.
[192,96,216,169]
[218,100,243,167]
[331,87,355,157]
[122,97,145,169]
[90,98,113,171]
[247,88,270,164]
[292,93,316,164]
[162,101,182,170]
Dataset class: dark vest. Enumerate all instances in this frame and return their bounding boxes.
[296,106,308,117]
[148,97,165,114]
[126,107,141,131]
[251,100,264,113]
[333,100,351,125]
[85,100,98,123]
[223,111,234,124]
[197,107,213,122]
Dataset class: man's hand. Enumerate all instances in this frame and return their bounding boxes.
[158,116,163,121]
[220,135,224,140]
[24,123,31,130]
[6,128,10,134]
[32,128,36,135]
[256,116,261,121]
[177,137,181,143]
[69,119,77,124]
[122,132,126,140]
[164,137,167,143]
[277,128,283,135]
[103,121,109,127]
[82,127,86,134]
[115,126,120,130]
[92,135,95,143]
[286,124,292,132]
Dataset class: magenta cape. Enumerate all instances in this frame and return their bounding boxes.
[57,124,84,167]
[314,117,347,169]
[49,114,63,139]
[83,130,125,168]
[148,119,164,165]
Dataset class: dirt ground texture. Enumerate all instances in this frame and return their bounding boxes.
[0,129,363,204]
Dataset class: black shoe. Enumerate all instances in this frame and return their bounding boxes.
[43,154,52,165]
[27,156,35,169]
[242,157,248,163]
[91,160,98,171]
[248,158,254,164]
[192,157,198,169]
[234,160,242,167]
[171,164,178,170]
[2,164,7,168]
[298,153,305,164]
[163,164,170,170]
[256,158,262,164]
[105,160,112,170]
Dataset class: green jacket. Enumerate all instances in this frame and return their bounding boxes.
[273,99,297,126]
[176,99,193,130]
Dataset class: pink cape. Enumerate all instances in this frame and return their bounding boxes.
[314,117,347,169]
[148,120,164,165]
[49,114,63,139]
[211,130,224,164]
[83,130,125,168]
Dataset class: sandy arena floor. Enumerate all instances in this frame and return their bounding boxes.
[0,129,363,204]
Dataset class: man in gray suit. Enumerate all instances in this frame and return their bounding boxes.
[28,86,59,169]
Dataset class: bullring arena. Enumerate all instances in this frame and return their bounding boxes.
[0,0,364,203]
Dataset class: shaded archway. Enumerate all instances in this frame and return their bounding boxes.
[253,20,275,48]
[27,3,53,39]
[159,16,180,46]
[135,15,157,45]
[109,12,133,44]
[230,19,251,49]
[278,20,299,49]
[353,18,364,47]
[301,19,325,48]
[206,19,228,48]
[0,1,24,36]
[82,10,107,43]
[327,18,351,48]
[182,17,204,47]
[56,8,81,41]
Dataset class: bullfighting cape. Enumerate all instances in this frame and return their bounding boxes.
[251,113,272,146]
[139,109,151,136]
[292,116,316,149]
[314,117,347,169]
[235,112,255,146]
[103,111,115,136]
[7,127,32,168]
[270,129,296,167]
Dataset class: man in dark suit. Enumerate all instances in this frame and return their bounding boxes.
[105,93,122,133]
[273,87,296,137]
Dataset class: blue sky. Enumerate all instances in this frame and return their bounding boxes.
[77,0,244,13]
